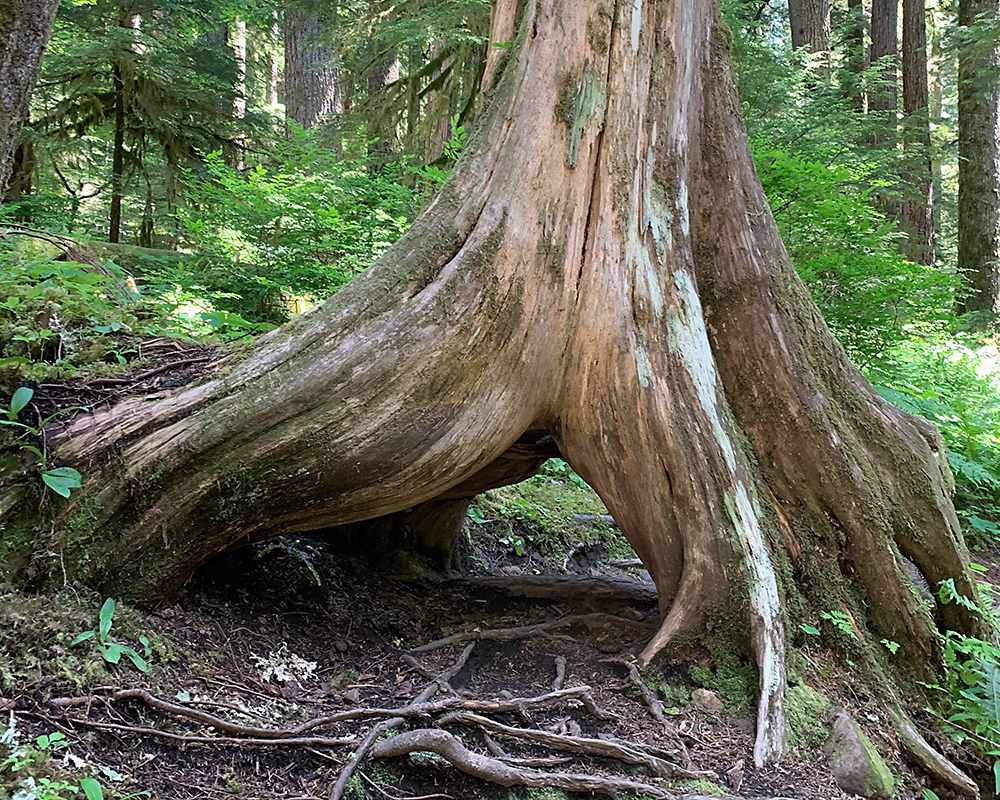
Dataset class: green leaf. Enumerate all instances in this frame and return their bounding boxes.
[139,634,151,657]
[799,623,821,636]
[124,647,149,673]
[98,598,115,639]
[80,777,104,800]
[42,467,83,497]
[71,631,95,646]
[924,789,940,800]
[994,760,1000,794]
[9,386,32,418]
[99,642,124,664]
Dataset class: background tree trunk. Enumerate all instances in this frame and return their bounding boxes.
[0,0,983,775]
[957,0,1000,314]
[843,0,868,109]
[902,0,935,265]
[787,0,831,63]
[869,0,898,117]
[283,0,342,129]
[0,0,59,198]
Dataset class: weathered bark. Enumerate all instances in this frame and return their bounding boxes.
[0,0,984,774]
[957,0,1000,314]
[0,0,59,198]
[787,0,831,63]
[901,0,935,265]
[869,0,898,116]
[283,1,341,129]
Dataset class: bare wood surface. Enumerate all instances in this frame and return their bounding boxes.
[373,728,676,799]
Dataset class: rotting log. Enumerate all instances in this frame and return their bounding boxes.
[0,0,985,775]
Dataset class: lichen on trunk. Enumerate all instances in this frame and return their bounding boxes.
[0,0,985,778]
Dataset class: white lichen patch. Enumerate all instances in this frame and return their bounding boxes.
[252,643,318,684]
[631,0,643,52]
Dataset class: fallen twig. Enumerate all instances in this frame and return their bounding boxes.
[440,712,714,780]
[329,642,476,800]
[373,728,675,799]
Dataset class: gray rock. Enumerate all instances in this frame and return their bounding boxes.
[692,688,724,712]
[825,708,895,800]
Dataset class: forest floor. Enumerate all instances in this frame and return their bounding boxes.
[0,474,987,800]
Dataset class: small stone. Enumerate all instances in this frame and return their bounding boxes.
[736,718,755,735]
[343,688,361,704]
[499,689,514,700]
[692,688,724,712]
[825,708,895,800]
[281,681,302,700]
[333,639,349,653]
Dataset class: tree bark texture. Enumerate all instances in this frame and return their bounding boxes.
[843,0,867,110]
[0,0,59,198]
[283,1,342,129]
[869,0,898,115]
[901,0,935,265]
[0,0,984,771]
[957,0,1000,314]
[787,0,831,61]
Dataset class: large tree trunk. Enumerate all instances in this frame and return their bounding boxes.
[901,0,935,265]
[283,0,342,129]
[0,0,59,197]
[843,0,867,110]
[957,0,1000,314]
[0,0,984,775]
[787,0,831,62]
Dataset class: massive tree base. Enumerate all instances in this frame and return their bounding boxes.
[0,0,986,777]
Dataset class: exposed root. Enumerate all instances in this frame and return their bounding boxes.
[63,718,356,749]
[888,706,978,798]
[329,643,476,800]
[409,613,644,653]
[606,658,690,765]
[372,728,676,799]
[439,711,713,779]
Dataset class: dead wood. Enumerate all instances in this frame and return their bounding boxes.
[439,711,714,780]
[329,642,475,800]
[409,614,645,653]
[552,655,567,691]
[451,576,657,605]
[358,772,453,800]
[372,728,676,799]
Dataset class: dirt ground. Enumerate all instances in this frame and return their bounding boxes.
[0,511,990,800]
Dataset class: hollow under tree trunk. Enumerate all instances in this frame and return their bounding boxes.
[0,0,985,774]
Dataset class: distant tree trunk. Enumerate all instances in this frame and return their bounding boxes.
[108,59,125,244]
[901,0,935,265]
[957,0,1000,314]
[787,0,831,65]
[0,1,985,785]
[367,50,401,163]
[269,12,280,107]
[869,0,898,117]
[843,0,867,109]
[928,2,944,195]
[229,18,246,169]
[283,1,341,129]
[0,0,59,196]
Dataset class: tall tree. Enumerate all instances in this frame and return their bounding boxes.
[0,0,983,787]
[0,0,60,195]
[284,0,342,128]
[843,0,867,109]
[901,0,935,264]
[787,0,831,63]
[957,0,1000,313]
[869,0,899,118]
